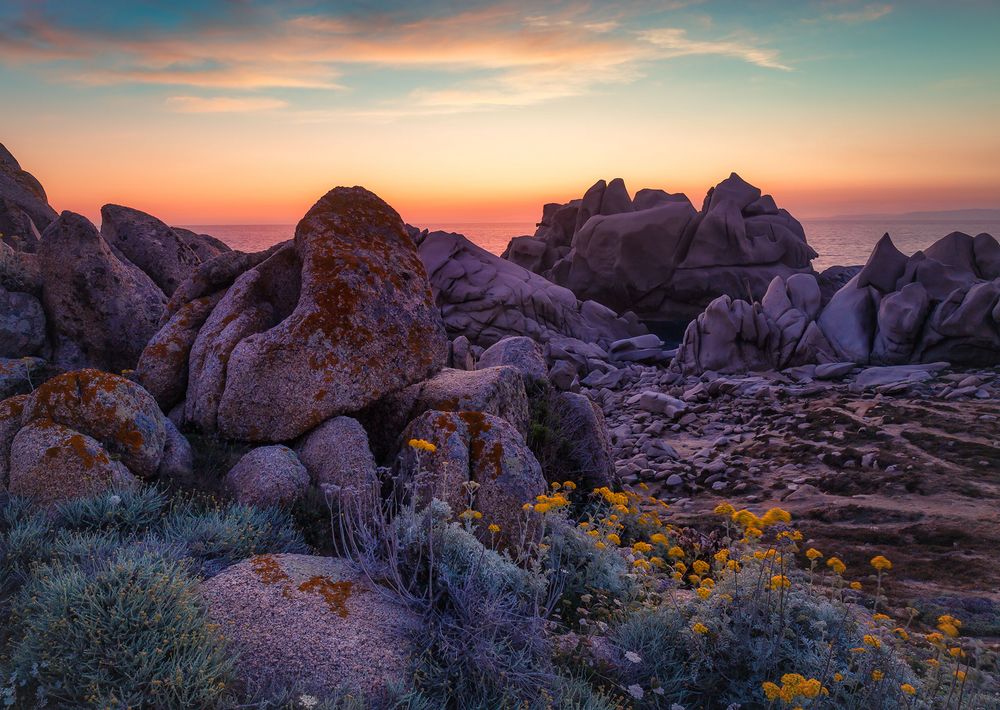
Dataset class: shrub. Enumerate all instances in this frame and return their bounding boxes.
[160,498,307,577]
[55,485,168,534]
[2,548,233,708]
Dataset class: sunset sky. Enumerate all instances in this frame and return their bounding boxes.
[2,0,998,225]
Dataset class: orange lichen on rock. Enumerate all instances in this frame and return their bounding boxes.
[298,576,353,618]
[250,554,292,586]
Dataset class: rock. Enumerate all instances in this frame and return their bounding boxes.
[851,363,949,391]
[0,357,44,400]
[100,204,203,296]
[211,187,448,441]
[0,394,27,487]
[814,362,855,380]
[0,143,57,251]
[548,359,578,391]
[0,241,42,293]
[638,391,688,419]
[8,420,138,505]
[477,336,548,386]
[136,292,223,410]
[39,211,166,371]
[539,390,615,489]
[520,173,816,320]
[360,366,530,462]
[817,265,862,305]
[395,410,546,546]
[449,334,475,370]
[666,474,684,486]
[296,416,378,493]
[0,286,45,357]
[157,418,194,484]
[23,369,167,478]
[202,554,420,696]
[171,227,231,261]
[225,445,309,507]
[417,229,645,364]
[858,234,910,293]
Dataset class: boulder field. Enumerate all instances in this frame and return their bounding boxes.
[675,231,1000,374]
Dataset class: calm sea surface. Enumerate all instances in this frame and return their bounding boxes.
[181,219,1000,272]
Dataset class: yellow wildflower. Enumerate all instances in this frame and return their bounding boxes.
[870,555,892,572]
[863,634,881,648]
[761,682,780,701]
[850,581,862,590]
[696,587,711,600]
[691,622,708,635]
[606,533,621,546]
[805,548,822,561]
[826,557,846,575]
[632,541,653,554]
[900,683,916,696]
[871,670,883,682]
[761,507,792,527]
[692,560,710,575]
[488,524,500,534]
[714,502,736,516]
[407,438,437,453]
[769,575,791,590]
[668,546,685,559]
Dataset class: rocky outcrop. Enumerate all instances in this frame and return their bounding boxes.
[0,143,56,252]
[39,212,166,372]
[100,204,204,296]
[395,410,546,546]
[360,366,530,461]
[171,227,231,261]
[224,445,310,506]
[505,173,816,320]
[1,370,181,503]
[675,232,1000,373]
[415,228,645,372]
[538,390,615,490]
[138,187,448,443]
[202,554,420,696]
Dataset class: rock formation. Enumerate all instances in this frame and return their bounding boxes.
[1,370,182,503]
[674,232,1000,373]
[0,143,56,252]
[414,228,646,374]
[504,173,816,320]
[137,186,449,442]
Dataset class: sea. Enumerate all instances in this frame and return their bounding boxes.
[180,218,1000,272]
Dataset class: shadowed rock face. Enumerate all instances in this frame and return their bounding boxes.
[0,143,57,252]
[504,173,817,320]
[138,186,449,442]
[674,231,1000,374]
[39,211,166,372]
[100,204,204,296]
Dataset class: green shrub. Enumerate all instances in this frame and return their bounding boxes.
[160,499,307,577]
[3,548,233,708]
[55,485,168,534]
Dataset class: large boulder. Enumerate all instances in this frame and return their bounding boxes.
[100,204,203,296]
[0,143,56,252]
[0,358,45,400]
[508,173,817,320]
[415,229,645,369]
[224,445,309,507]
[22,369,168,478]
[139,187,448,443]
[296,416,378,492]
[360,366,530,461]
[202,554,420,696]
[39,212,166,371]
[8,420,138,505]
[394,410,546,546]
[171,227,231,261]
[537,390,615,490]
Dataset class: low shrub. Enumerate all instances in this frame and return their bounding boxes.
[2,548,233,708]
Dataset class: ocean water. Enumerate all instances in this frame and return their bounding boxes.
[181,219,1000,272]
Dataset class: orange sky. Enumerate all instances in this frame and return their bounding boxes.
[3,1,999,225]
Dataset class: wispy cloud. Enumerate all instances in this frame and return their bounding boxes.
[166,96,288,113]
[822,3,893,24]
[0,3,792,117]
[637,27,792,70]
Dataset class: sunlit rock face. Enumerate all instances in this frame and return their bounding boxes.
[504,173,817,321]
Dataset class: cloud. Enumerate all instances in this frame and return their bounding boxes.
[166,96,288,113]
[0,2,792,116]
[637,28,792,70]
[822,3,893,24]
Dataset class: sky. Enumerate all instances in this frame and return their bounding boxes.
[1,0,999,225]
